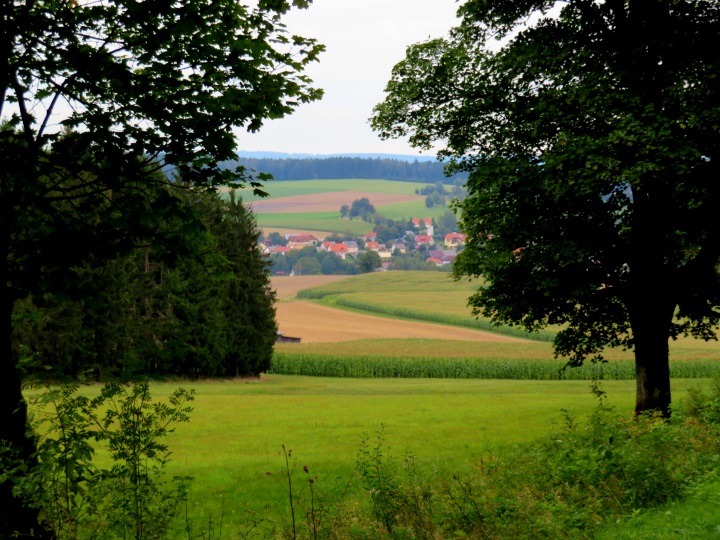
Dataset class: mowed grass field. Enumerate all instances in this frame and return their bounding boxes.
[238,179,451,235]
[40,376,716,537]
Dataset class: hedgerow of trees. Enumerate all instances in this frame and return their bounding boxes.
[13,188,277,380]
[232,156,468,182]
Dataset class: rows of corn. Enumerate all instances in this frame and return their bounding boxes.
[270,352,720,379]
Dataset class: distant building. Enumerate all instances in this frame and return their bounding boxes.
[286,234,319,248]
[444,233,467,248]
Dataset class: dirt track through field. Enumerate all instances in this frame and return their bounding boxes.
[251,191,422,213]
[271,276,524,344]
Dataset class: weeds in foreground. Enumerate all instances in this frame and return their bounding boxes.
[1,382,194,540]
[265,382,720,539]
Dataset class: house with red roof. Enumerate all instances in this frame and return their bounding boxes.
[361,232,378,242]
[365,241,380,251]
[414,235,434,247]
[329,243,349,259]
[444,233,467,248]
[268,246,292,255]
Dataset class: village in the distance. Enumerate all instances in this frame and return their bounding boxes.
[261,217,467,276]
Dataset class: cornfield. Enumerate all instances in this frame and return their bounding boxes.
[270,352,720,380]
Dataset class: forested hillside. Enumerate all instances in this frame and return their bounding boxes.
[228,156,468,182]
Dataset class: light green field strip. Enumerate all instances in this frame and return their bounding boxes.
[256,212,374,235]
[298,272,720,354]
[297,270,471,295]
[370,199,450,220]
[298,272,557,341]
[241,179,439,202]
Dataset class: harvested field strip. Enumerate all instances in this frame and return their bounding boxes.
[274,301,522,343]
[318,294,556,342]
[272,275,355,299]
[270,352,720,380]
[240,179,437,202]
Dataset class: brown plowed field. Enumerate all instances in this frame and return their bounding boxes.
[271,276,523,344]
[272,275,355,300]
[251,191,422,213]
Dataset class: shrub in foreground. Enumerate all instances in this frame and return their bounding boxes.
[0,383,194,540]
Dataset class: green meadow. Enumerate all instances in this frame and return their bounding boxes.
[241,179,440,202]
[36,376,718,538]
[27,274,720,537]
[256,211,374,235]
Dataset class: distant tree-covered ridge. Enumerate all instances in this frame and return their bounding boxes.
[226,156,468,182]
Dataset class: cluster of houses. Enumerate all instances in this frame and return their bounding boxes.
[260,219,467,269]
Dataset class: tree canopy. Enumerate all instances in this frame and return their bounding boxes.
[372,0,720,416]
[1,0,322,535]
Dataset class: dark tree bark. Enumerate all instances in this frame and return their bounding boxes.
[0,274,50,538]
[629,298,674,417]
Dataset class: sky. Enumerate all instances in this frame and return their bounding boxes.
[236,0,461,157]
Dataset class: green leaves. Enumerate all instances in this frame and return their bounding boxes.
[372,1,720,413]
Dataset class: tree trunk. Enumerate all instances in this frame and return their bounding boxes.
[628,179,675,417]
[631,306,673,416]
[0,278,50,537]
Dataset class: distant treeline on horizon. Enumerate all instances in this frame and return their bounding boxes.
[226,157,468,183]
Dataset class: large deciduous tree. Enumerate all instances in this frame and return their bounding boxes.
[1,0,322,535]
[372,1,720,416]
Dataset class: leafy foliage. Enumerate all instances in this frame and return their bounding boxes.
[357,251,382,273]
[12,188,276,379]
[2,0,322,532]
[0,382,194,539]
[371,1,720,414]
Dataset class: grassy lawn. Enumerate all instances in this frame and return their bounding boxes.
[46,378,708,522]
[370,199,449,220]
[597,481,720,539]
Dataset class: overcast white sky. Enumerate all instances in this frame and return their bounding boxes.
[236,0,461,156]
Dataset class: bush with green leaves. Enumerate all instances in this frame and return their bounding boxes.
[0,382,194,540]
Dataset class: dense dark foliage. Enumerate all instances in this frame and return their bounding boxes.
[230,156,468,182]
[1,0,320,533]
[372,0,720,415]
[12,189,276,380]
